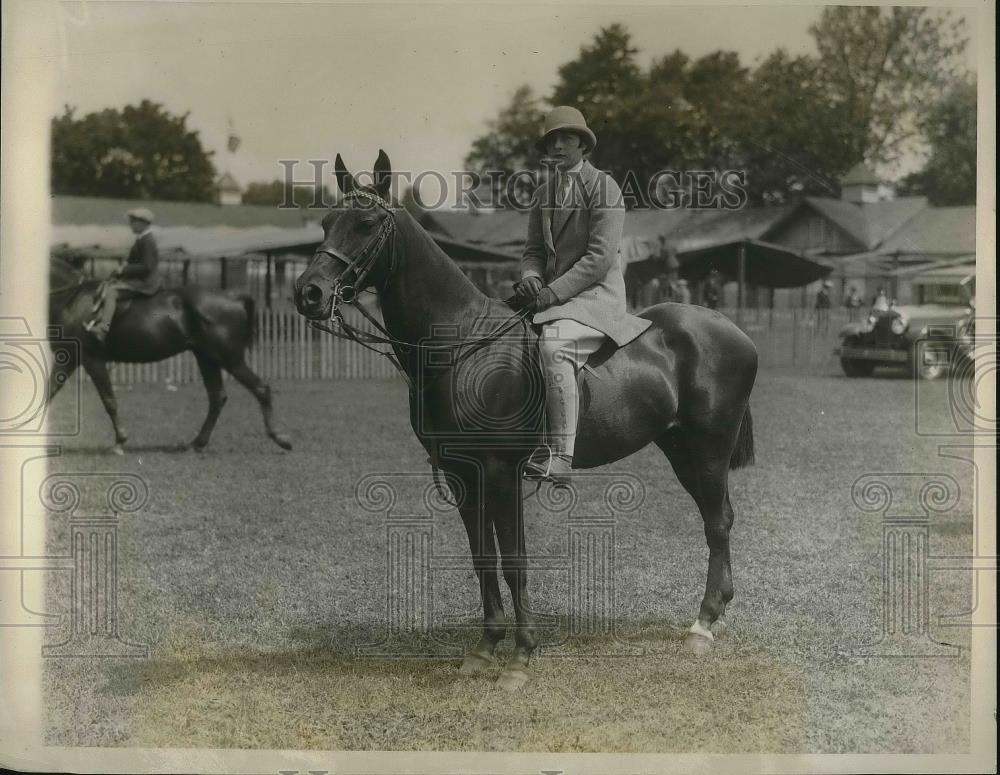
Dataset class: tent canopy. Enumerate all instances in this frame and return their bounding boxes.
[678,238,833,288]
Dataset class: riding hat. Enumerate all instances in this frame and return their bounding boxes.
[126,207,155,224]
[535,106,597,153]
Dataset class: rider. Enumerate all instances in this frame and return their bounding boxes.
[515,106,650,484]
[85,208,163,342]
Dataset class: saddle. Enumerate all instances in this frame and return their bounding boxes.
[502,295,619,376]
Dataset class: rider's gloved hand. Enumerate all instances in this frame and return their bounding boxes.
[514,276,543,305]
[533,287,559,312]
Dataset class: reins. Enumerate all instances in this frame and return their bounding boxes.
[306,189,532,392]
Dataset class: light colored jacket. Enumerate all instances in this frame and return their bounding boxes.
[522,160,650,347]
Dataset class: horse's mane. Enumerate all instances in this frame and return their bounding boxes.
[49,256,99,303]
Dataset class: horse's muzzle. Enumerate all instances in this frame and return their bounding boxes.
[294,280,333,319]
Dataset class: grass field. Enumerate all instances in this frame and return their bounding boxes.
[40,367,975,752]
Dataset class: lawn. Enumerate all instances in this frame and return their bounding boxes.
[40,368,975,752]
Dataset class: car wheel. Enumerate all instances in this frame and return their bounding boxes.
[841,358,875,378]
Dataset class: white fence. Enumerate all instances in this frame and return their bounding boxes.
[109,305,853,386]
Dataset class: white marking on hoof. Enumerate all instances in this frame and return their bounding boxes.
[688,620,715,641]
[711,618,728,637]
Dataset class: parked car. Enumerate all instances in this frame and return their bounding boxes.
[834,275,975,380]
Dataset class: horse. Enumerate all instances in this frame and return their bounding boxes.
[48,257,292,453]
[294,151,757,690]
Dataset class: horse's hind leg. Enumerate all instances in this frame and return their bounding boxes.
[224,361,292,451]
[656,430,735,655]
[81,356,127,454]
[191,353,227,450]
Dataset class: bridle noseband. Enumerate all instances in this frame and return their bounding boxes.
[314,189,399,306]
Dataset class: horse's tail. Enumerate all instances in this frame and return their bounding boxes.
[729,405,755,470]
[238,294,257,348]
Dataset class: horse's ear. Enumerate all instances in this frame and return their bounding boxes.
[334,154,355,195]
[373,149,392,199]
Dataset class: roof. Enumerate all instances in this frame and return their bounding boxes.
[678,239,833,288]
[669,205,796,253]
[803,197,870,247]
[877,206,976,256]
[887,255,976,279]
[53,195,327,229]
[421,209,527,248]
[51,224,324,259]
[840,163,881,186]
[215,172,242,192]
[857,197,928,248]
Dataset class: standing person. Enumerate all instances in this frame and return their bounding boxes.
[843,284,862,321]
[514,106,650,484]
[815,279,832,330]
[85,208,163,342]
[676,278,692,304]
[703,270,721,310]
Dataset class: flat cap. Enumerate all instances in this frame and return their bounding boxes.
[126,207,154,223]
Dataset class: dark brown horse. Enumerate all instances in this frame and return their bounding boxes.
[294,152,757,690]
[48,258,292,453]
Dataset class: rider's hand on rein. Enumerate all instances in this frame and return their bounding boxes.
[515,276,543,305]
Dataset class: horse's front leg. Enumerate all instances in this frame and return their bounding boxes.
[490,459,538,690]
[81,356,127,454]
[456,473,506,673]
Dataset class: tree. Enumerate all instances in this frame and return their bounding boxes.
[739,50,851,204]
[51,100,217,201]
[464,85,544,205]
[898,78,977,206]
[242,179,335,207]
[809,7,968,167]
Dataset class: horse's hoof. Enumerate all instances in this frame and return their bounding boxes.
[497,667,529,692]
[710,618,728,638]
[684,632,714,656]
[272,433,293,451]
[111,444,125,456]
[189,440,207,452]
[459,652,496,675]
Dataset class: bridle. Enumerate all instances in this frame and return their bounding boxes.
[306,189,531,391]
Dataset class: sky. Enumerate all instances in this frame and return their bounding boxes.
[37,1,981,191]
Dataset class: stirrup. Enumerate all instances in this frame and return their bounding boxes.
[523,444,554,480]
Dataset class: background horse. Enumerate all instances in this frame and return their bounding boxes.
[294,152,757,690]
[49,257,292,453]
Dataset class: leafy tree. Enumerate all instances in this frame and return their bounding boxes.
[464,85,545,205]
[242,179,335,208]
[809,7,968,167]
[898,78,977,206]
[51,100,218,201]
[464,16,971,208]
[739,50,851,204]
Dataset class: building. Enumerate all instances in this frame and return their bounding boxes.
[214,172,243,206]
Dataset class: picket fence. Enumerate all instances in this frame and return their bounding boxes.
[109,305,853,386]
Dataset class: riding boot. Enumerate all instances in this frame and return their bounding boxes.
[525,369,578,485]
[85,286,118,343]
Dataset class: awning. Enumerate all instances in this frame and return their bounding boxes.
[678,239,833,288]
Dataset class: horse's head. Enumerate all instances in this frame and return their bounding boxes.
[294,150,396,320]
